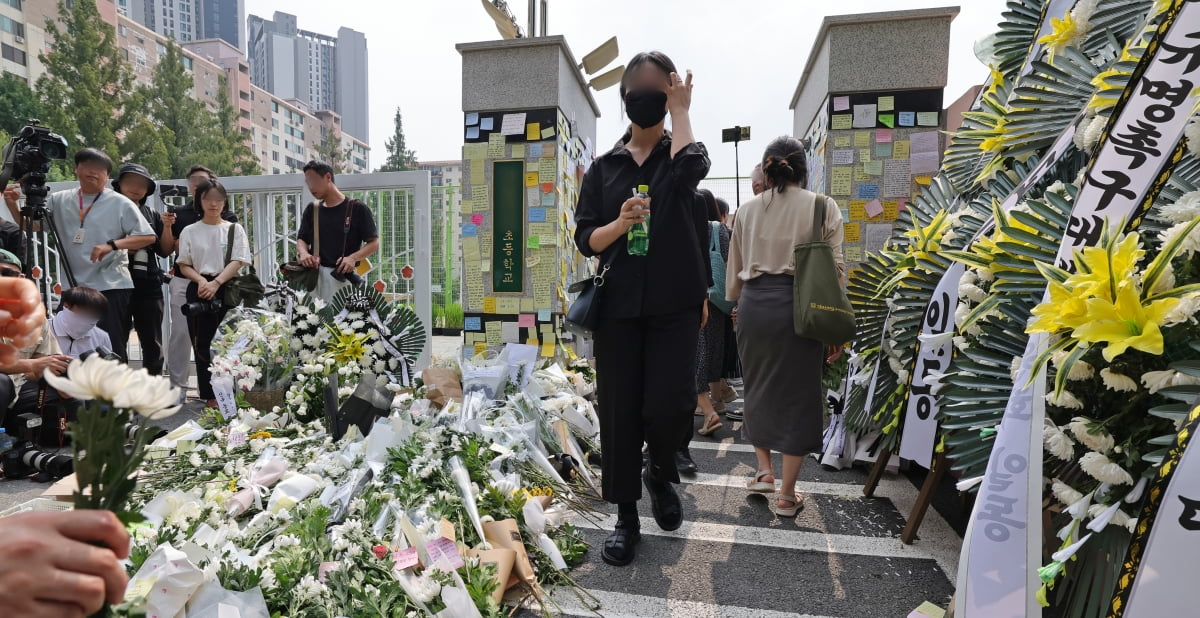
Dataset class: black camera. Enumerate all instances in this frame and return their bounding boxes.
[181,298,227,316]
[2,413,73,481]
[159,184,189,198]
[331,270,363,286]
[124,421,167,443]
[0,121,68,218]
[80,346,122,362]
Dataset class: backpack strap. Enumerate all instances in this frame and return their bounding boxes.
[710,221,721,252]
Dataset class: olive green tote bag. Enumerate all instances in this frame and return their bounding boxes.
[793,195,855,345]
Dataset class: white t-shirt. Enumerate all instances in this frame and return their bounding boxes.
[177,220,252,276]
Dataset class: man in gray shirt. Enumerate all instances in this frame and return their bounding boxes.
[4,148,156,360]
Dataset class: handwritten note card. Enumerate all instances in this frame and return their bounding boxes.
[853,104,877,128]
[883,159,912,198]
[487,133,506,157]
[917,111,939,127]
[893,141,910,159]
[877,95,895,112]
[832,150,854,165]
[831,114,852,130]
[833,96,850,111]
[830,167,852,196]
[500,113,527,136]
[855,131,872,148]
[898,112,915,127]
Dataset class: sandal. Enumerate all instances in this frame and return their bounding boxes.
[698,414,723,437]
[746,469,775,493]
[774,494,804,518]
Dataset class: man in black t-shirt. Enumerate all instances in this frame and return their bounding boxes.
[160,165,238,394]
[297,160,379,302]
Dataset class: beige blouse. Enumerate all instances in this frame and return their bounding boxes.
[726,187,846,301]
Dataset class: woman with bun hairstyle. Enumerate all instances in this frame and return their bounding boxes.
[725,136,846,517]
[572,50,711,566]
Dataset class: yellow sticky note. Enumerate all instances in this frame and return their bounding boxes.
[845,246,864,261]
[834,135,851,147]
[884,201,900,220]
[488,133,506,158]
[915,176,932,186]
[893,141,910,159]
[831,114,852,130]
[541,126,556,139]
[859,149,872,164]
[863,160,883,176]
[526,123,540,141]
[482,297,497,314]
[511,145,525,159]
[525,172,538,187]
[527,338,539,347]
[854,167,871,183]
[497,298,520,314]
[849,200,867,220]
[844,222,862,243]
[474,342,487,356]
[854,131,872,147]
[830,167,852,195]
[878,95,895,112]
[541,342,556,357]
[470,161,485,184]
[520,298,535,312]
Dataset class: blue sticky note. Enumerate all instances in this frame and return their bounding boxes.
[529,143,543,158]
[465,113,479,126]
[462,224,478,237]
[537,309,551,322]
[898,112,915,127]
[540,193,555,207]
[465,317,482,331]
[857,184,879,199]
[480,117,494,131]
[466,126,479,139]
[529,208,547,222]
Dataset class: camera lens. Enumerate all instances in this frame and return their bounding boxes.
[18,445,73,479]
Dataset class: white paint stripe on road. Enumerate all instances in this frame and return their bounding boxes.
[573,513,937,563]
[545,586,840,618]
[870,468,961,582]
[685,472,869,499]
[686,439,757,454]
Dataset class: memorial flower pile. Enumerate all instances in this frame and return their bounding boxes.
[210,308,297,393]
[113,352,601,617]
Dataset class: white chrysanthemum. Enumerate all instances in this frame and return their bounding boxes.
[1073,114,1095,150]
[1052,480,1084,506]
[975,266,995,283]
[953,336,970,352]
[1158,221,1200,258]
[1187,116,1200,159]
[1010,356,1022,383]
[1069,417,1116,453]
[1163,191,1200,224]
[1099,368,1138,393]
[1046,389,1084,410]
[1164,293,1200,326]
[1079,451,1134,485]
[1142,370,1177,394]
[1051,350,1094,381]
[1044,424,1077,461]
[1082,114,1107,151]
[1151,267,1177,297]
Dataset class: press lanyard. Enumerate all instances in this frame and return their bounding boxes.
[78,189,103,226]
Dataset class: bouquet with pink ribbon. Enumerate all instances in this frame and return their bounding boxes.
[226,451,290,517]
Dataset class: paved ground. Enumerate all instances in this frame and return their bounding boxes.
[0,337,962,617]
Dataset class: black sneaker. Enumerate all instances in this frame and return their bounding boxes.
[725,409,744,422]
[642,466,683,531]
[601,518,642,566]
[676,449,698,475]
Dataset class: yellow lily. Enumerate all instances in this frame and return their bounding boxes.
[1064,232,1143,301]
[1038,13,1082,61]
[325,323,372,364]
[1072,283,1180,361]
[1029,280,1091,334]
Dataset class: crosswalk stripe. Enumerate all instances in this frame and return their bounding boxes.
[684,472,869,499]
[544,587,840,618]
[573,513,933,562]
[686,439,756,454]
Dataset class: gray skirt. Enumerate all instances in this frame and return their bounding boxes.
[737,274,824,456]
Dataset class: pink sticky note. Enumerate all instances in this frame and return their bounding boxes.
[471,213,483,225]
[833,96,850,111]
[518,314,536,328]
[425,537,464,570]
[392,547,419,571]
[865,199,884,218]
[876,129,893,143]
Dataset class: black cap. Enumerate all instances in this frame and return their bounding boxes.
[112,163,157,196]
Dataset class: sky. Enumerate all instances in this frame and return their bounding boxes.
[244,0,1009,178]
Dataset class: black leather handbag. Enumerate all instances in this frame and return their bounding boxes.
[564,250,617,338]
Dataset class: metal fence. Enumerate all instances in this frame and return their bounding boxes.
[38,171,434,367]
[698,176,756,211]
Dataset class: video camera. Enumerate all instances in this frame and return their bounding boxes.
[80,346,122,362]
[181,298,227,317]
[2,412,73,481]
[0,120,69,219]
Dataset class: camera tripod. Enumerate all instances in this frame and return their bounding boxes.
[17,171,79,299]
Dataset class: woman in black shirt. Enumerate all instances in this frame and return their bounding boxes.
[573,50,711,567]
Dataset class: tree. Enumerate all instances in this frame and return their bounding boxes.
[194,76,260,177]
[37,0,132,157]
[0,74,44,137]
[377,107,418,172]
[129,39,209,177]
[118,117,172,178]
[314,126,351,174]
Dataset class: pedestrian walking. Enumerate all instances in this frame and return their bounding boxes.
[726,136,846,517]
[572,50,711,566]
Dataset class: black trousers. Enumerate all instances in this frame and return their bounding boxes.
[186,281,231,400]
[594,308,701,504]
[127,281,165,375]
[97,288,133,361]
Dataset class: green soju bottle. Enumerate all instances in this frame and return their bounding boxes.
[627,184,651,256]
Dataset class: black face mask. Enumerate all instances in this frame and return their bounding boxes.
[624,89,668,129]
